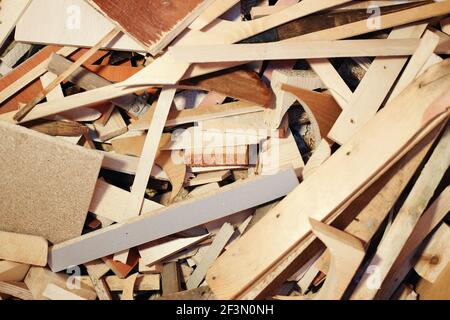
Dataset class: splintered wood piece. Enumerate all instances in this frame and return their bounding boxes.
[0,231,48,266]
[129,101,264,131]
[24,119,87,137]
[187,223,235,290]
[308,58,352,109]
[121,273,138,301]
[14,27,121,122]
[85,265,112,301]
[0,281,34,300]
[180,68,274,107]
[281,84,342,141]
[0,0,32,48]
[0,46,77,112]
[351,124,450,300]
[0,261,30,282]
[0,122,103,244]
[187,171,231,187]
[89,179,164,223]
[88,0,215,55]
[170,39,421,63]
[84,259,111,280]
[162,262,182,296]
[126,88,177,220]
[105,274,160,292]
[327,23,428,145]
[379,186,450,299]
[184,146,250,167]
[24,267,97,300]
[414,223,450,284]
[139,234,210,267]
[92,108,128,142]
[43,283,87,300]
[314,124,442,275]
[15,0,145,51]
[48,168,299,272]
[309,219,365,300]
[388,30,440,102]
[102,249,139,279]
[205,60,450,300]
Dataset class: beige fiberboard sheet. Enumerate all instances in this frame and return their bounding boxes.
[0,121,103,244]
[15,0,146,52]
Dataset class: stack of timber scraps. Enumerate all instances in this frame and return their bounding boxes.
[0,0,449,301]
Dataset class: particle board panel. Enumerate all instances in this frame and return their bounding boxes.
[0,231,48,266]
[0,121,103,244]
[87,0,215,55]
[15,0,145,52]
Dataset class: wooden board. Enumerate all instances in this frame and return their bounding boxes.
[187,171,231,187]
[162,262,182,295]
[184,146,250,167]
[88,0,215,55]
[205,60,450,300]
[15,0,145,51]
[105,274,160,291]
[0,261,30,282]
[48,168,299,272]
[0,121,103,244]
[0,0,31,48]
[0,231,48,266]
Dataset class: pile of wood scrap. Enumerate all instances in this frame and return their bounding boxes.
[0,0,449,301]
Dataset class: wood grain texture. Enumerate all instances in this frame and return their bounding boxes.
[205,60,450,300]
[0,261,30,282]
[0,231,48,266]
[88,0,215,54]
[0,121,103,244]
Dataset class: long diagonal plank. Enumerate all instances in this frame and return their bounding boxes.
[47,167,299,272]
[190,0,240,30]
[205,60,450,300]
[327,23,428,145]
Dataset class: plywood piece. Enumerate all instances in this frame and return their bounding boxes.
[139,234,210,267]
[84,259,111,280]
[0,261,30,282]
[24,267,97,300]
[162,262,181,295]
[120,273,138,301]
[205,60,450,300]
[43,283,87,300]
[0,281,34,300]
[15,0,145,51]
[186,223,235,290]
[327,24,428,145]
[351,124,450,300]
[0,122,103,244]
[105,274,159,292]
[0,0,31,48]
[416,263,450,300]
[0,231,47,266]
[414,223,450,283]
[89,179,164,223]
[92,108,128,142]
[88,0,215,55]
[48,168,299,272]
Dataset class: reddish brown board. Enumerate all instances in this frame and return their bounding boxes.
[88,0,212,54]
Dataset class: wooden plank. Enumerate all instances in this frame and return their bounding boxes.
[126,88,177,220]
[184,146,250,167]
[15,0,145,51]
[416,263,450,300]
[205,60,450,300]
[302,140,331,179]
[0,0,31,48]
[162,262,181,295]
[92,108,127,142]
[121,273,138,300]
[48,167,299,272]
[309,219,365,300]
[88,0,215,55]
[0,121,103,244]
[308,59,352,109]
[187,223,235,290]
[102,250,139,279]
[89,179,164,223]
[442,16,450,35]
[139,234,210,267]
[14,27,121,122]
[351,124,450,300]
[388,30,440,102]
[314,123,441,274]
[414,223,450,283]
[0,281,34,300]
[105,274,160,291]
[187,171,231,187]
[327,24,428,145]
[43,283,87,300]
[0,261,30,282]
[24,267,97,300]
[190,0,240,30]
[0,231,47,266]
[85,265,112,301]
[170,39,421,63]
